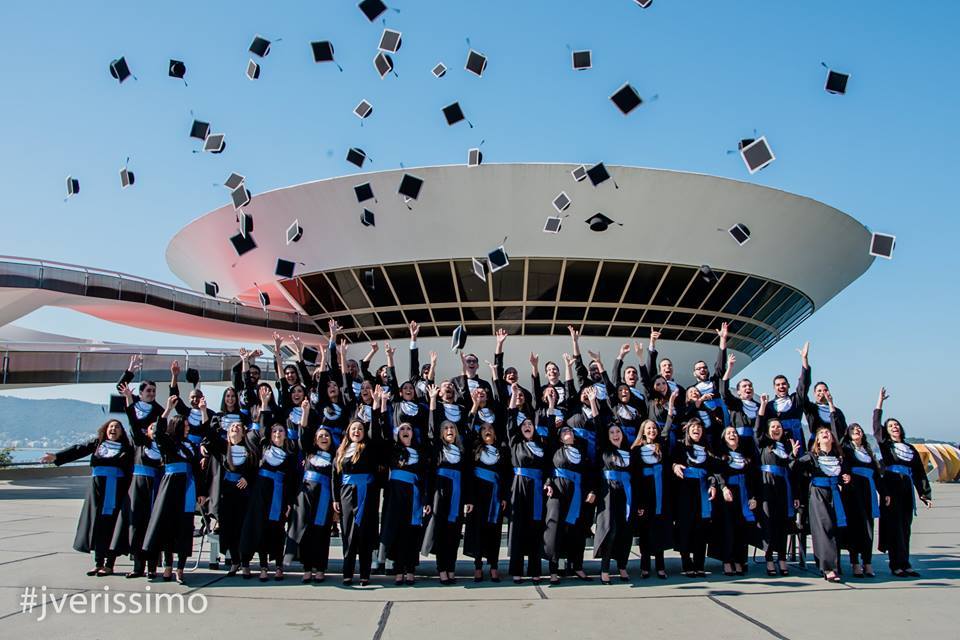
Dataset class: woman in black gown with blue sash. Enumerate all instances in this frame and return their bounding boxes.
[464,421,510,582]
[630,412,675,579]
[710,425,759,576]
[381,419,431,585]
[287,415,336,583]
[874,388,933,577]
[41,418,133,577]
[670,417,722,577]
[594,418,635,584]
[838,413,881,578]
[543,420,594,583]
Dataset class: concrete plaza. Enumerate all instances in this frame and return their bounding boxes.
[0,475,956,639]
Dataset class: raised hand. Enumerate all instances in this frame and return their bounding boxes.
[495,328,508,346]
[584,385,597,400]
[562,352,575,367]
[291,334,304,355]
[409,320,420,340]
[649,328,661,348]
[797,341,810,361]
[119,382,133,398]
[198,396,208,412]
[426,384,439,400]
[273,331,283,352]
[878,387,889,407]
[529,352,539,368]
[567,325,580,341]
[239,347,248,361]
[717,321,729,340]
[368,341,379,354]
[618,343,631,360]
[301,398,310,411]
[128,354,143,372]
[759,393,769,406]
[170,360,181,377]
[250,348,263,360]
[429,351,438,365]
[791,440,800,457]
[825,390,834,409]
[258,386,272,405]
[384,342,396,357]
[633,341,644,357]
[727,353,736,369]
[40,452,56,464]
[166,395,179,409]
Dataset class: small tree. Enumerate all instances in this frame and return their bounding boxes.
[0,447,14,469]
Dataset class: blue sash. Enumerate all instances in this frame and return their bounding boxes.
[437,467,462,522]
[186,433,203,445]
[811,476,847,527]
[286,426,299,442]
[760,464,795,517]
[164,462,196,513]
[572,427,596,461]
[726,473,755,522]
[303,470,332,526]
[474,467,501,523]
[885,464,916,514]
[621,425,637,444]
[389,469,422,526]
[553,468,582,524]
[133,464,160,504]
[224,470,243,483]
[92,466,125,515]
[851,467,879,518]
[258,468,285,521]
[780,418,804,452]
[342,473,374,525]
[514,467,544,521]
[682,467,712,519]
[736,426,754,438]
[642,464,663,515]
[603,469,632,520]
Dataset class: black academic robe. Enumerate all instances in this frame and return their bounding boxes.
[333,412,386,560]
[708,448,760,564]
[204,410,251,519]
[671,442,723,554]
[612,357,650,411]
[239,434,299,562]
[205,431,258,562]
[421,407,472,559]
[754,415,799,553]
[54,437,133,556]
[593,448,634,565]
[380,443,430,566]
[286,445,335,571]
[791,450,849,573]
[646,348,687,403]
[873,409,931,570]
[543,438,593,568]
[840,439,880,561]
[506,408,549,576]
[532,371,571,415]
[143,423,201,556]
[109,431,162,557]
[766,365,811,451]
[722,379,760,458]
[463,440,511,564]
[631,437,673,556]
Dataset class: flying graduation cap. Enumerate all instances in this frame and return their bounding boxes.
[467,147,483,166]
[572,50,592,70]
[286,219,303,244]
[275,258,296,279]
[432,62,447,78]
[354,99,374,120]
[739,136,775,174]
[472,257,487,282]
[869,232,896,259]
[224,172,245,190]
[487,245,509,273]
[823,64,850,95]
[246,59,261,80]
[379,29,402,53]
[443,102,473,127]
[204,133,226,154]
[109,57,132,83]
[360,209,376,227]
[398,174,423,201]
[346,147,369,168]
[119,163,135,189]
[585,213,619,232]
[586,162,618,188]
[358,0,388,21]
[728,223,751,246]
[249,35,271,58]
[451,325,468,351]
[190,120,211,141]
[374,52,395,79]
[65,176,80,198]
[465,49,487,77]
[168,59,187,83]
[610,82,644,115]
[311,41,343,71]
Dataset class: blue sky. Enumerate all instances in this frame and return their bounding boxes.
[0,1,957,439]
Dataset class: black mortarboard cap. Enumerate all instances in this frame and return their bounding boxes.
[487,246,509,272]
[168,59,186,79]
[699,265,718,283]
[108,394,126,414]
[728,223,751,246]
[354,182,375,203]
[346,147,367,168]
[465,50,487,77]
[302,346,319,365]
[246,59,261,80]
[249,35,271,58]
[354,99,374,119]
[544,216,562,233]
[398,174,423,200]
[467,148,482,166]
[225,172,245,190]
[204,133,226,153]
[610,83,643,115]
[231,184,251,210]
[239,210,253,236]
[432,62,447,78]
[825,69,849,95]
[286,219,303,244]
[869,232,895,259]
[586,213,615,232]
[571,165,588,182]
[190,120,210,141]
[66,176,80,197]
[276,258,296,278]
[443,102,466,125]
[374,52,394,78]
[120,168,135,189]
[259,291,271,307]
[363,269,376,289]
[586,162,611,186]
[229,231,257,256]
[358,0,388,22]
[204,281,219,297]
[451,324,468,351]
[185,368,200,385]
[110,57,131,83]
[572,50,592,70]
[379,29,402,53]
[552,192,571,212]
[361,209,376,226]
[740,136,775,174]
[311,41,335,63]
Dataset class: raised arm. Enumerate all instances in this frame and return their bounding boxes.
[646,329,660,377]
[873,387,888,443]
[796,341,811,399]
[408,321,421,381]
[383,343,399,396]
[494,329,508,380]
[613,343,630,385]
[755,394,769,446]
[714,322,729,381]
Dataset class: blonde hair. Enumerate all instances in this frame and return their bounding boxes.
[631,419,661,459]
[334,421,367,471]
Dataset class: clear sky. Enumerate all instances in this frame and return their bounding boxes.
[0,1,957,439]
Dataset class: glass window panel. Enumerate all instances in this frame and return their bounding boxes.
[739,283,780,319]
[418,261,457,304]
[416,324,438,337]
[490,260,525,301]
[551,324,570,335]
[658,328,680,341]
[608,325,634,337]
[651,266,696,307]
[525,324,551,335]
[643,310,668,326]
[592,261,634,303]
[468,323,492,336]
[281,279,322,315]
[559,260,598,302]
[403,308,432,323]
[581,325,606,336]
[679,269,723,309]
[304,274,345,313]
[356,267,397,307]
[666,311,693,327]
[623,263,667,305]
[364,329,389,341]
[353,313,378,327]
[494,306,524,321]
[376,310,405,326]
[332,314,356,330]
[384,264,425,305]
[526,259,563,303]
[723,276,763,315]
[495,322,522,334]
[432,307,462,322]
[555,307,585,321]
[327,270,370,310]
[614,308,644,323]
[688,313,712,329]
[525,305,555,320]
[461,306,491,321]
[454,260,490,303]
[753,287,791,323]
[727,320,745,334]
[586,307,615,321]
[118,279,146,303]
[87,273,118,300]
[702,273,746,312]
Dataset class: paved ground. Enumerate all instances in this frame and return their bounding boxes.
[0,476,956,639]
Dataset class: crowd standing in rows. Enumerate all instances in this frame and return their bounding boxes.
[44,319,933,586]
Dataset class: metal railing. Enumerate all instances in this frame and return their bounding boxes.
[0,256,318,335]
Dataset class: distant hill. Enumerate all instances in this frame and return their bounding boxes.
[0,396,111,448]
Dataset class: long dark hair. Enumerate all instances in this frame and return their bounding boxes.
[220,386,240,413]
[96,419,131,447]
[683,417,706,447]
[165,414,186,440]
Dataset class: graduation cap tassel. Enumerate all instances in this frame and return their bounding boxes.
[335,62,343,72]
[821,61,830,69]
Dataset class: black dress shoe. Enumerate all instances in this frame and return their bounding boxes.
[125,571,145,579]
[342,577,353,586]
[86,568,101,577]
[723,570,735,576]
[904,569,920,577]
[359,579,369,587]
[656,571,668,580]
[600,577,611,585]
[779,567,789,576]
[767,569,778,577]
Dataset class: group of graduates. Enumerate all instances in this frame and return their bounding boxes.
[45,319,933,586]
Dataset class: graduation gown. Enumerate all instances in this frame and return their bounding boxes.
[543,439,593,566]
[333,412,386,560]
[754,418,799,553]
[239,435,299,561]
[143,423,201,556]
[840,440,880,560]
[380,443,430,566]
[708,448,760,563]
[873,409,931,569]
[671,443,721,554]
[420,438,471,560]
[286,445,336,570]
[791,451,848,573]
[204,409,251,520]
[722,380,760,458]
[110,432,162,557]
[631,439,673,555]
[506,408,549,575]
[54,437,133,556]
[463,440,511,563]
[205,431,258,560]
[593,448,634,564]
